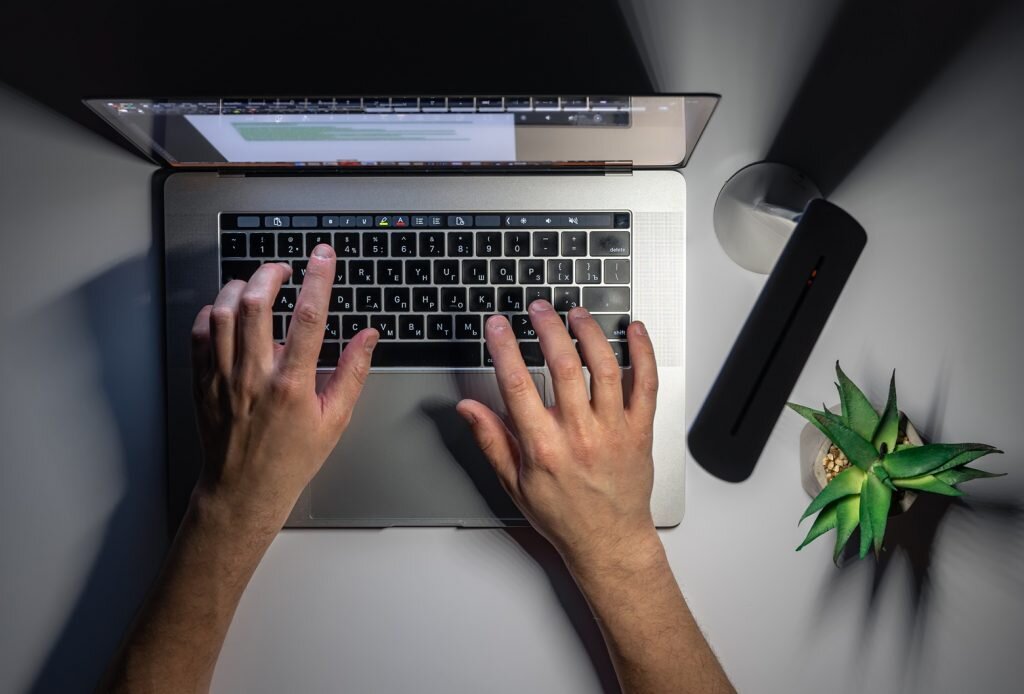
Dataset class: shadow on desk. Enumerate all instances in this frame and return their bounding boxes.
[27,250,168,694]
[423,402,622,694]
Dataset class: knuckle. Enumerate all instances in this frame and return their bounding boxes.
[504,370,535,397]
[591,360,621,386]
[271,371,304,398]
[637,374,659,396]
[210,305,235,328]
[293,302,323,326]
[238,292,268,317]
[549,353,582,382]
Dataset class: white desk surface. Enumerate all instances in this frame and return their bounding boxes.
[2,3,1023,692]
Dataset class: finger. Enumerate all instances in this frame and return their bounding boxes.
[568,306,624,418]
[236,262,291,378]
[280,244,335,382]
[209,280,246,377]
[456,398,521,493]
[320,327,379,430]
[191,304,213,386]
[528,300,590,427]
[484,314,549,439]
[625,321,659,426]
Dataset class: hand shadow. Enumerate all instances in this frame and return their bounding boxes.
[421,400,622,694]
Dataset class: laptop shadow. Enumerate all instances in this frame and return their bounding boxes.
[26,250,168,694]
[421,400,622,694]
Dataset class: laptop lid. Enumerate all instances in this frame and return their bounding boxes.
[84,95,718,170]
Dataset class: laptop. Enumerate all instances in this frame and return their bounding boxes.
[85,94,718,528]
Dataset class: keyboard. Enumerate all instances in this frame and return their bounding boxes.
[219,212,632,368]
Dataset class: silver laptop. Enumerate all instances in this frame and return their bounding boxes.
[86,94,718,528]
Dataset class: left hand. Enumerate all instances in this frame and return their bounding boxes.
[189,244,378,531]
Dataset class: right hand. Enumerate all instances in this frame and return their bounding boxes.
[456,300,662,571]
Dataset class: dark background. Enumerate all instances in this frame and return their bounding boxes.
[0,0,653,153]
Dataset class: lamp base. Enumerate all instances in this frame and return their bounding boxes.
[713,162,822,274]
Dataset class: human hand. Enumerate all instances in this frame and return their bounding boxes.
[456,300,661,572]
[190,244,378,531]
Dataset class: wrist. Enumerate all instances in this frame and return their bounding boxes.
[562,527,667,585]
[189,485,286,541]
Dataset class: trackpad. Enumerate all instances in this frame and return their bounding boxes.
[308,371,545,525]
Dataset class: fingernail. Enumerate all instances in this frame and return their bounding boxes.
[529,299,552,312]
[312,244,333,259]
[365,329,379,352]
[278,262,293,273]
[634,321,647,336]
[487,314,507,330]
[571,306,590,319]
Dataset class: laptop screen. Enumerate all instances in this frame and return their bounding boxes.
[84,95,717,169]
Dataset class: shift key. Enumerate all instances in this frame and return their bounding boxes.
[582,287,630,312]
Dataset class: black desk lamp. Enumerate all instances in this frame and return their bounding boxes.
[688,163,867,482]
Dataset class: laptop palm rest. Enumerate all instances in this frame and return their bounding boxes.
[298,371,544,527]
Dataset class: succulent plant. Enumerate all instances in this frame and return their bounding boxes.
[788,362,1004,563]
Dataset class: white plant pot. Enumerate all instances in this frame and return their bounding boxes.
[799,406,923,514]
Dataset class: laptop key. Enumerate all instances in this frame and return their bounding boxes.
[221,233,247,257]
[576,340,630,368]
[391,232,417,257]
[318,342,340,366]
[406,260,432,284]
[604,258,630,284]
[524,286,552,307]
[576,259,601,284]
[378,260,403,284]
[273,315,285,341]
[548,259,573,284]
[369,341,480,367]
[448,232,474,257]
[498,287,524,312]
[505,232,530,257]
[533,231,558,256]
[221,260,260,284]
[330,287,354,312]
[476,231,501,256]
[399,315,425,339]
[442,287,467,312]
[370,314,397,339]
[324,315,340,340]
[274,288,296,312]
[490,259,516,284]
[385,287,411,312]
[582,286,630,312]
[469,287,495,312]
[419,232,445,257]
[590,230,630,256]
[519,259,545,284]
[342,315,368,339]
[278,232,304,258]
[462,259,488,284]
[292,260,308,285]
[434,260,460,284]
[414,287,439,312]
[334,232,360,257]
[250,233,275,257]
[357,288,382,312]
[349,260,374,284]
[519,342,545,366]
[561,232,587,256]
[428,314,453,339]
[512,314,537,339]
[553,287,581,312]
[456,315,482,339]
[305,231,332,251]
[363,232,388,257]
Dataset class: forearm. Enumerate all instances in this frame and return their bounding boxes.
[101,493,278,694]
[566,532,734,694]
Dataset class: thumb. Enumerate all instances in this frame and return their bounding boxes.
[456,399,520,492]
[320,328,378,430]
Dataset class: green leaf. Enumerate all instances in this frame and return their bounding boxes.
[860,471,893,557]
[787,402,832,440]
[796,503,839,551]
[872,371,900,454]
[835,362,880,440]
[814,410,880,470]
[800,466,867,522]
[935,466,1006,486]
[892,474,963,496]
[834,495,862,564]
[883,443,1002,478]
